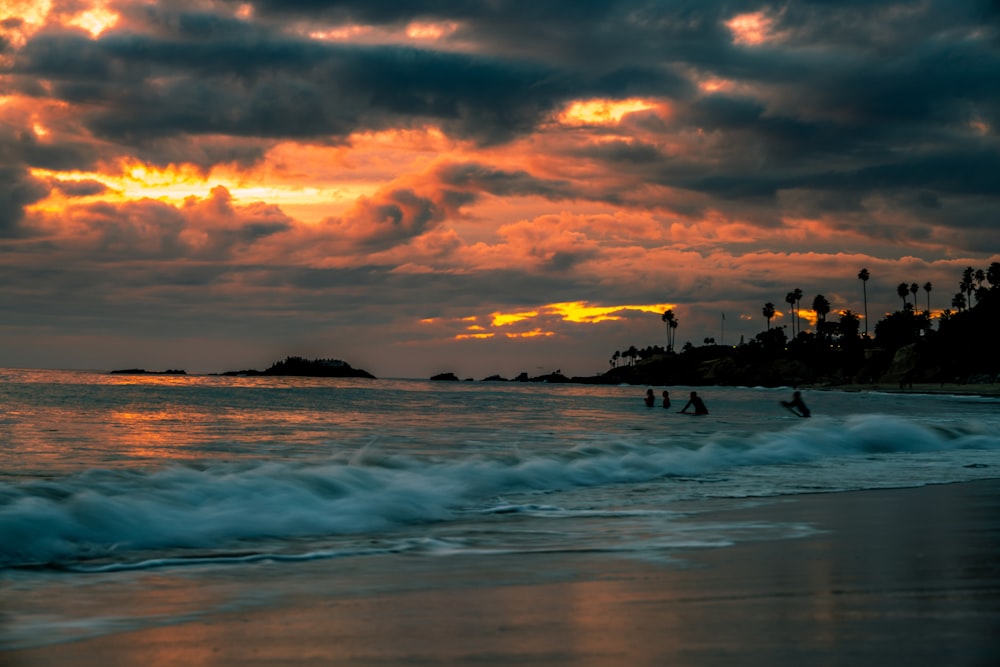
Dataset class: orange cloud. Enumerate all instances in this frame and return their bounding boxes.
[505,330,555,339]
[726,11,785,46]
[491,311,538,327]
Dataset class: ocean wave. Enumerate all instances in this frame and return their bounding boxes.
[1,414,997,567]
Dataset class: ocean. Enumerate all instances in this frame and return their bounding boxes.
[2,368,999,652]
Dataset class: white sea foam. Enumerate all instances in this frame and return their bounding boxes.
[1,413,997,567]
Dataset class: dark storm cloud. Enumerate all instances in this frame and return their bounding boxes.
[0,166,50,237]
[0,127,100,173]
[51,179,110,197]
[435,163,574,199]
[9,27,584,146]
[9,0,693,147]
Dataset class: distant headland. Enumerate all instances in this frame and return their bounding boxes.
[440,263,1000,392]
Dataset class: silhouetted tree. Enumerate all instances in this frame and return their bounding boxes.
[793,288,803,335]
[762,302,776,329]
[987,262,1000,288]
[875,309,931,349]
[753,326,787,351]
[897,282,910,310]
[784,292,797,336]
[661,310,676,352]
[909,282,919,307]
[961,267,975,307]
[858,268,870,336]
[812,294,831,324]
[952,292,966,312]
[838,310,860,339]
[626,345,638,366]
[923,282,932,313]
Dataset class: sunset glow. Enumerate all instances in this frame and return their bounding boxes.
[0,0,996,378]
[67,5,119,37]
[405,21,460,40]
[560,99,659,125]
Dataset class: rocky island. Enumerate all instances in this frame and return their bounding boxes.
[220,356,376,379]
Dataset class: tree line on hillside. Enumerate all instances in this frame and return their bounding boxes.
[606,262,1000,387]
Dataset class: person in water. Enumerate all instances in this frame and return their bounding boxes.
[679,391,708,415]
[662,390,671,409]
[781,390,811,418]
[644,388,655,407]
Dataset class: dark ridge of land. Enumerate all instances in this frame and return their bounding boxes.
[464,287,1000,391]
[219,356,376,379]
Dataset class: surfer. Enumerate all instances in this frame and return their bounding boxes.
[662,390,671,409]
[781,390,811,418]
[644,388,655,407]
[679,391,708,415]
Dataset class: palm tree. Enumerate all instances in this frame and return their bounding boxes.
[909,282,919,306]
[922,282,932,313]
[669,318,678,351]
[961,267,975,307]
[661,310,676,353]
[952,292,966,312]
[626,345,638,366]
[812,294,831,340]
[975,268,986,289]
[897,282,910,310]
[611,350,620,368]
[785,292,798,336]
[812,294,830,324]
[793,288,803,335]
[762,302,776,330]
[858,268,870,336]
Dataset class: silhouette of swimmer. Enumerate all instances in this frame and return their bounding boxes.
[679,391,708,415]
[662,390,671,409]
[644,388,655,407]
[781,391,811,418]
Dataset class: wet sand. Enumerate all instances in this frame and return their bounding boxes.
[6,479,1000,667]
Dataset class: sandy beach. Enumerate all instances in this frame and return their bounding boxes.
[5,478,999,667]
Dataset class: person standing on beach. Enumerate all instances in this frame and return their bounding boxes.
[781,391,811,418]
[644,388,655,407]
[679,391,708,415]
[662,391,671,409]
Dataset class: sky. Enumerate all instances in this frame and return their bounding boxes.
[1,0,999,379]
